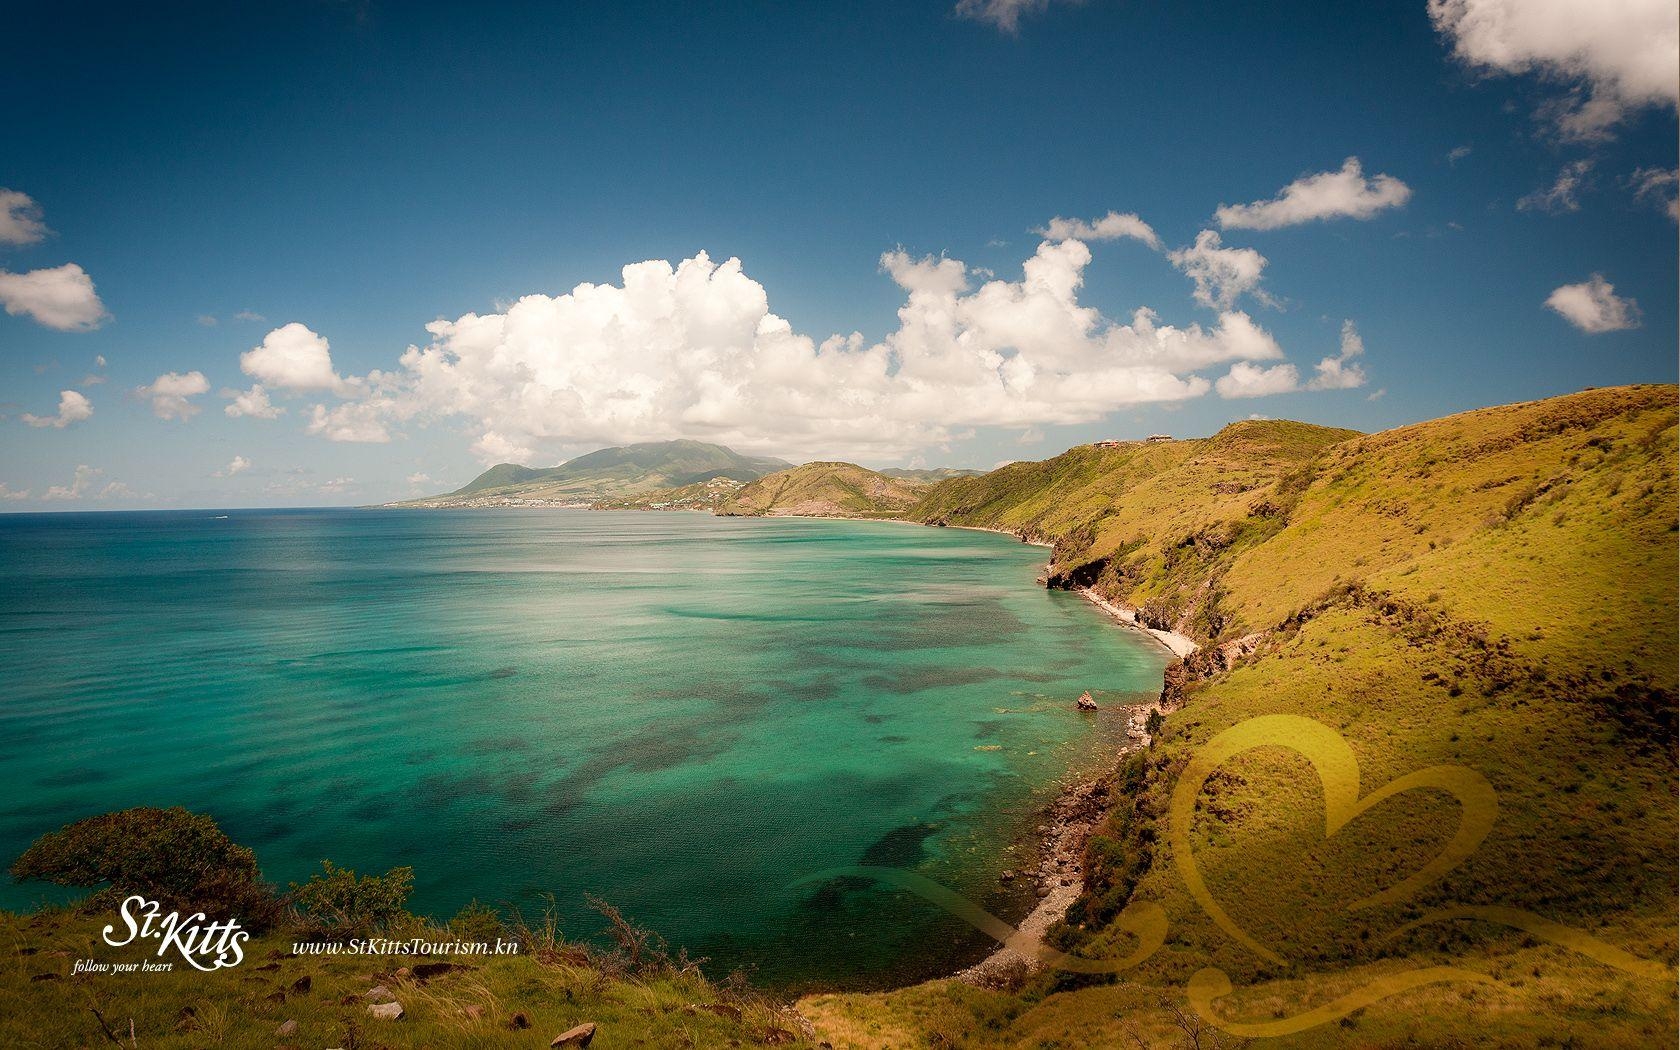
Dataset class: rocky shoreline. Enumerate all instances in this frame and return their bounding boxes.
[953,701,1162,987]
[945,587,1287,985]
[950,584,1201,986]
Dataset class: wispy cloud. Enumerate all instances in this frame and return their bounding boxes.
[1037,211,1161,249]
[1517,160,1592,213]
[1215,158,1412,230]
[1627,166,1679,221]
[954,0,1072,34]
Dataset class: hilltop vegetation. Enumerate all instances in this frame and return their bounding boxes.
[806,384,1678,1046]
[720,461,927,518]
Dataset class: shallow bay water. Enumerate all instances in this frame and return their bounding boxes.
[0,509,1167,987]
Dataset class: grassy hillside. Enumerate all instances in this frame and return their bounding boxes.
[809,384,1678,1046]
[405,440,790,506]
[910,420,1362,635]
[720,462,926,518]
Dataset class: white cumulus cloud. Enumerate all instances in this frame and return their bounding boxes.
[240,323,357,395]
[0,483,29,501]
[0,189,50,247]
[22,389,93,429]
[1168,231,1273,310]
[1037,211,1162,249]
[1428,0,1679,140]
[307,400,392,444]
[1307,320,1369,390]
[42,464,134,502]
[136,371,210,420]
[0,263,109,331]
[1216,361,1301,399]
[315,241,1296,461]
[1545,274,1641,332]
[223,384,285,419]
[215,455,251,477]
[1215,158,1413,230]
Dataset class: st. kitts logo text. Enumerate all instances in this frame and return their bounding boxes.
[98,895,249,972]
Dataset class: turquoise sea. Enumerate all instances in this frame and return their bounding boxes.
[0,509,1166,988]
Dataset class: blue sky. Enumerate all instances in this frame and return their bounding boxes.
[1,0,1675,508]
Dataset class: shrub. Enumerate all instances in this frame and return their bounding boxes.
[10,806,281,930]
[447,898,505,942]
[289,860,414,935]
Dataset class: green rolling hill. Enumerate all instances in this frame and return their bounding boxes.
[718,461,927,517]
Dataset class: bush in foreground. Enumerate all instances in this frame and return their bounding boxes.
[9,806,282,931]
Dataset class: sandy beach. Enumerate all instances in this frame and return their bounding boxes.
[1076,587,1199,659]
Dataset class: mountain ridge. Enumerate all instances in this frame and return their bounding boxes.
[402,439,794,506]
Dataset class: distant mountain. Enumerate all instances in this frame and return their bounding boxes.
[404,440,791,506]
[718,462,926,518]
[878,467,985,483]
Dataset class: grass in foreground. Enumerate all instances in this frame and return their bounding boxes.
[1,904,816,1049]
